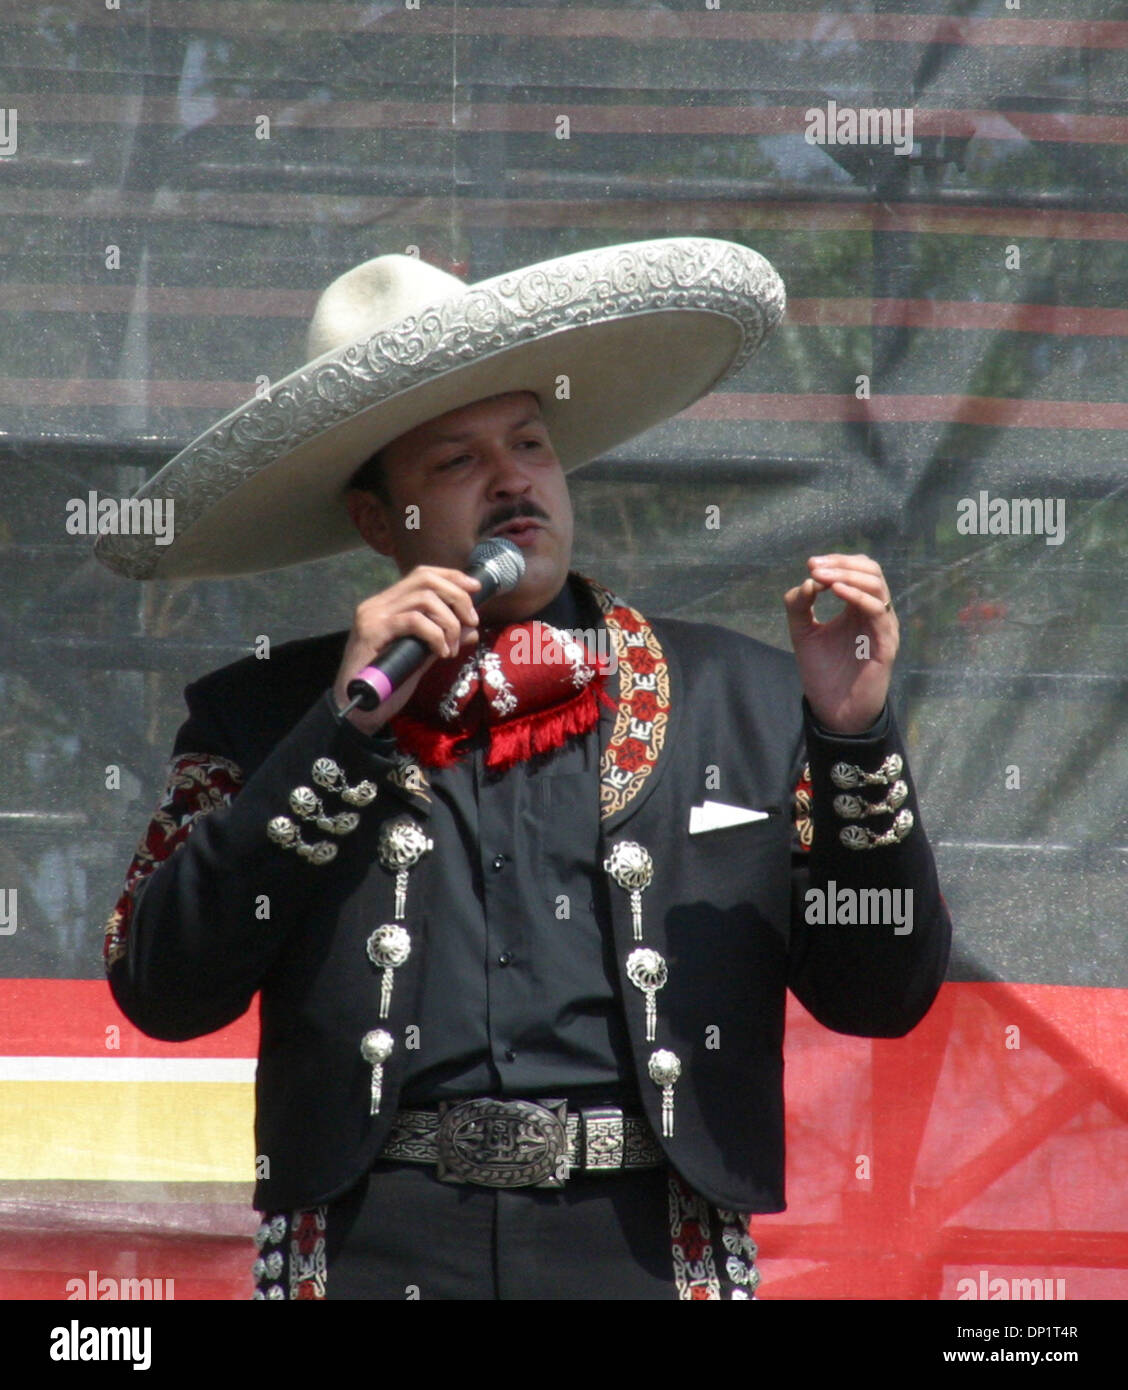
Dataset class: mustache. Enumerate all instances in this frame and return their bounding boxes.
[480,501,549,535]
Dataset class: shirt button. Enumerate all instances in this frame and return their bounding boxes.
[504,1048,517,1063]
[498,952,512,967]
[491,854,507,872]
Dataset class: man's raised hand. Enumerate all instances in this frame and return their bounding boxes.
[783,553,898,735]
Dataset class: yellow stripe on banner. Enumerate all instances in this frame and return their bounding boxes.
[0,1081,255,1181]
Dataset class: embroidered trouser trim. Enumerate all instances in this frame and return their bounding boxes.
[668,1170,760,1300]
[251,1207,327,1300]
[251,1165,759,1301]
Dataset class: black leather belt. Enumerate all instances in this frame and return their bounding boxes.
[380,1099,664,1188]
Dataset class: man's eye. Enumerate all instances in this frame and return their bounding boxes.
[440,454,472,469]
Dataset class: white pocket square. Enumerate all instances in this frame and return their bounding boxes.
[688,800,770,835]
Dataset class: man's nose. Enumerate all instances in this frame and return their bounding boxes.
[484,446,534,496]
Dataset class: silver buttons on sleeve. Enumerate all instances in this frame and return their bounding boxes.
[268,757,377,865]
[312,757,378,806]
[267,816,338,865]
[839,808,914,850]
[830,753,903,789]
[832,780,908,820]
[829,753,914,850]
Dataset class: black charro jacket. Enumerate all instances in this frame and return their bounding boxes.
[108,578,951,1214]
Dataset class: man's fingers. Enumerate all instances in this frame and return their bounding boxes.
[809,555,892,610]
[811,567,888,603]
[820,580,893,619]
[397,568,482,628]
[809,552,883,576]
[783,576,826,620]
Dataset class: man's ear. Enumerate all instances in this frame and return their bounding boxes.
[346,489,395,557]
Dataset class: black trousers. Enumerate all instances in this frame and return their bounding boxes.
[252,1162,760,1301]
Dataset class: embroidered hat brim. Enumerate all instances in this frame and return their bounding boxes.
[94,237,785,581]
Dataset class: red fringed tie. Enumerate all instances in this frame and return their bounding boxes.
[389,621,612,771]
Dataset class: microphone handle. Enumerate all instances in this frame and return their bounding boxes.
[346,636,433,711]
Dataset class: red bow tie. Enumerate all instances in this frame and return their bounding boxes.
[391,621,611,771]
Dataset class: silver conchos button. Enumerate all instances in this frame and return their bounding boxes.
[360,1029,395,1115]
[626,947,668,1042]
[648,1049,681,1138]
[603,841,654,941]
[378,816,434,918]
[366,924,412,1018]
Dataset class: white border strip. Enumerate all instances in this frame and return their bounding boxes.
[0,1056,255,1083]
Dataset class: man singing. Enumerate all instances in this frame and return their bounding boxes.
[98,238,951,1299]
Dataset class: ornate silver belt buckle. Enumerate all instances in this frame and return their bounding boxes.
[436,1098,568,1188]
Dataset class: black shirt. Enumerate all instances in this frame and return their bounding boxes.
[381,576,639,1107]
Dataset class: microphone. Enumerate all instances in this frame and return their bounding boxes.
[342,537,526,714]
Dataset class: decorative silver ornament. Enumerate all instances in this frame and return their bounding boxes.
[603,841,654,941]
[267,816,299,848]
[342,780,378,807]
[377,816,434,918]
[264,1250,284,1280]
[267,814,337,865]
[626,947,668,1042]
[832,779,909,821]
[839,808,915,850]
[289,785,360,835]
[888,779,909,811]
[830,753,904,790]
[437,650,481,724]
[311,757,378,807]
[360,1028,395,1114]
[366,924,412,1017]
[289,786,319,817]
[295,838,337,866]
[311,758,344,791]
[648,1048,681,1137]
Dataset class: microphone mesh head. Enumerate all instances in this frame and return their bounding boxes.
[468,537,526,594]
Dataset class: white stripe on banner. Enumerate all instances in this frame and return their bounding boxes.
[0,1056,256,1082]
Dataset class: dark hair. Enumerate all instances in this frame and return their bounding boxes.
[348,446,389,502]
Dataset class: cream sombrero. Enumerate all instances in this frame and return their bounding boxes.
[94,237,785,580]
